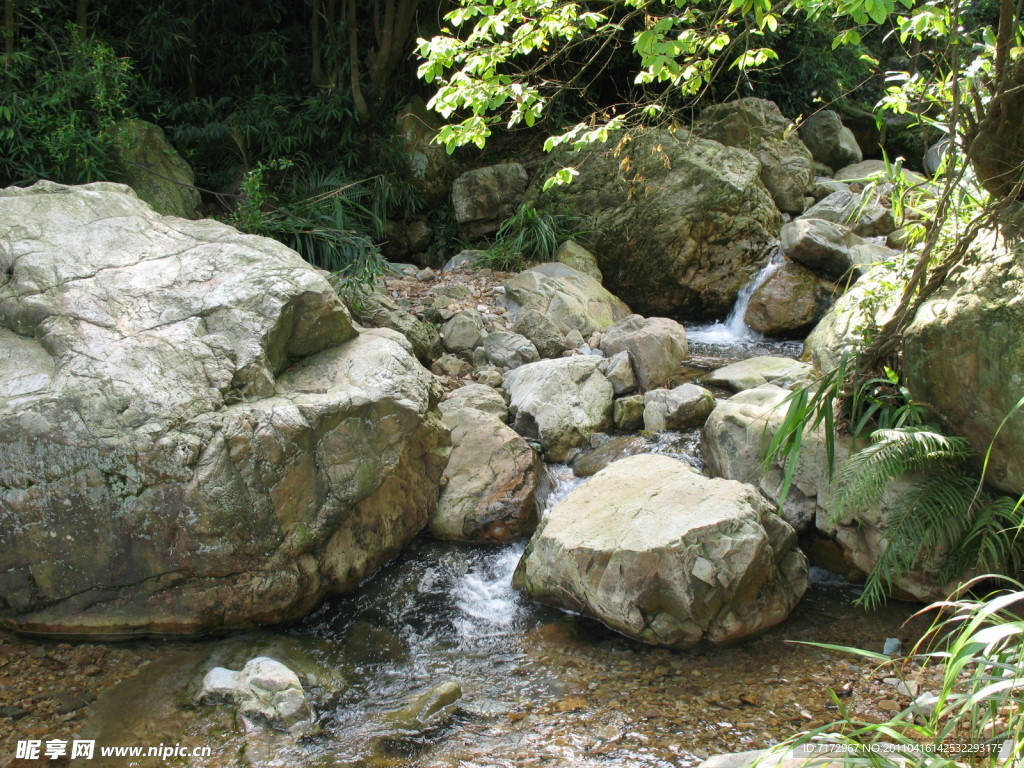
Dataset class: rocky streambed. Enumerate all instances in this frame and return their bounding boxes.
[1,521,933,768]
[0,336,933,768]
[1,114,989,766]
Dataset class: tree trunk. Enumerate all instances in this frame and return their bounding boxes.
[345,0,370,122]
[4,0,14,61]
[366,0,420,101]
[966,0,1024,203]
[186,0,197,101]
[312,0,324,87]
[76,0,86,36]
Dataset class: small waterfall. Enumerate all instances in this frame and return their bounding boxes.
[688,250,784,345]
[450,464,583,640]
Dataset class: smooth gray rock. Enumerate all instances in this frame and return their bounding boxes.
[503,356,614,462]
[442,249,486,272]
[341,286,442,364]
[799,111,863,170]
[503,263,631,336]
[743,260,839,338]
[903,247,1024,496]
[571,435,650,477]
[513,454,808,648]
[701,385,955,600]
[800,190,895,238]
[613,394,646,431]
[554,240,603,282]
[782,218,859,280]
[696,98,815,214]
[512,308,566,359]
[705,357,815,392]
[110,119,201,218]
[442,309,488,355]
[803,264,904,373]
[599,350,637,395]
[484,331,540,370]
[643,384,715,431]
[452,164,529,238]
[200,657,314,735]
[598,314,689,391]
[432,407,546,542]
[440,383,509,422]
[0,181,450,636]
[534,128,781,318]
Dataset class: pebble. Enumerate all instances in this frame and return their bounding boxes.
[416,268,436,282]
[877,699,901,712]
[897,680,918,697]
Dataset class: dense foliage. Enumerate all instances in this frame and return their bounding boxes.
[1,0,438,277]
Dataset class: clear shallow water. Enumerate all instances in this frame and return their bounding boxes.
[72,452,926,768]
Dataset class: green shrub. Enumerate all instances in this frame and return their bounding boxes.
[229,160,387,285]
[1,27,137,185]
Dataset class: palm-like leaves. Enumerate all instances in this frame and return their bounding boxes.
[825,427,1023,609]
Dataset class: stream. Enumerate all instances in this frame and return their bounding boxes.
[49,318,928,768]
[0,263,926,768]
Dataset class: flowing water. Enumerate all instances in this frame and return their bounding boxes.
[686,251,796,351]
[58,269,929,768]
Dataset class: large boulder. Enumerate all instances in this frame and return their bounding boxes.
[0,181,450,637]
[798,111,863,170]
[503,263,631,336]
[432,407,546,542]
[452,163,529,238]
[511,308,565,359]
[643,384,715,431]
[599,350,637,395]
[109,119,202,219]
[743,261,839,338]
[903,247,1024,496]
[442,309,488,355]
[701,385,952,600]
[502,356,614,461]
[440,383,508,422]
[800,190,895,238]
[554,240,603,282]
[696,98,815,214]
[782,217,896,280]
[483,331,539,370]
[513,454,808,648]
[340,286,442,364]
[533,128,781,318]
[597,314,689,391]
[706,357,815,392]
[803,264,904,372]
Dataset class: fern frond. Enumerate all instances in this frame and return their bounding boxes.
[857,473,977,609]
[827,427,971,524]
[944,495,1024,580]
